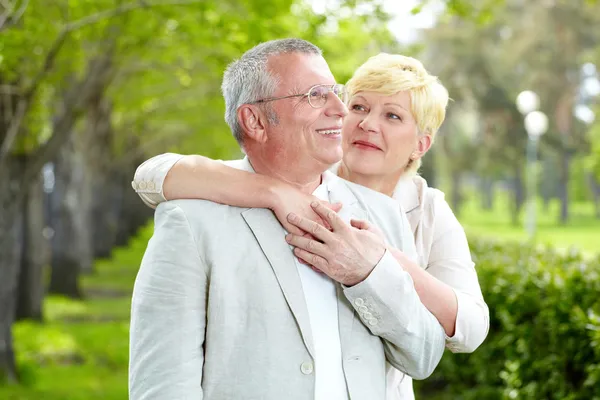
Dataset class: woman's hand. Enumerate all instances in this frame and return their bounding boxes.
[269,182,342,235]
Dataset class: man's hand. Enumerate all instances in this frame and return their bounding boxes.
[285,202,386,286]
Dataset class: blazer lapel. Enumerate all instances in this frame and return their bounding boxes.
[241,207,316,359]
[324,172,369,352]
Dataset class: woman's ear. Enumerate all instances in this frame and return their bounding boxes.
[415,133,432,157]
[238,105,267,144]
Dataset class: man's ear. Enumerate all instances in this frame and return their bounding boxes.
[238,105,268,144]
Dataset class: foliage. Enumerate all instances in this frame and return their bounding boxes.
[415,239,600,400]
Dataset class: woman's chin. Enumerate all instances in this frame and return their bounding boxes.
[343,155,384,176]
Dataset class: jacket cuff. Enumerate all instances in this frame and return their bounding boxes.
[343,250,415,335]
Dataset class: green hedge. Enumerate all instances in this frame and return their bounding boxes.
[415,239,600,400]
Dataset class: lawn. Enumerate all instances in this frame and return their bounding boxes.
[0,227,151,400]
[457,193,600,255]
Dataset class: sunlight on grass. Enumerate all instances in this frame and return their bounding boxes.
[458,191,600,254]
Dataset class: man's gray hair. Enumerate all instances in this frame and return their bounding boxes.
[222,38,322,145]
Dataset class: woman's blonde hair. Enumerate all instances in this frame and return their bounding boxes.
[345,53,449,173]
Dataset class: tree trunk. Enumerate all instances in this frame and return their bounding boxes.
[479,177,494,210]
[588,173,600,219]
[511,165,525,226]
[557,151,571,224]
[419,150,436,188]
[450,170,462,217]
[114,159,154,246]
[86,98,119,259]
[48,133,92,298]
[0,158,23,383]
[16,170,48,321]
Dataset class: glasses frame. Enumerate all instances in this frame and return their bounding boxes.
[248,84,345,109]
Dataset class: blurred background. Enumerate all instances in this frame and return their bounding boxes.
[1,0,599,399]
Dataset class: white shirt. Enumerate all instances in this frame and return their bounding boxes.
[290,177,349,400]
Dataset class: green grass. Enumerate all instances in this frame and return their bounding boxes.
[457,192,600,255]
[0,226,152,400]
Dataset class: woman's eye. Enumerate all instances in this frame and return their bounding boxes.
[387,113,401,120]
[351,104,366,111]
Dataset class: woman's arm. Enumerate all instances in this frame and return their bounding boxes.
[421,194,489,352]
[390,190,489,352]
[132,153,338,234]
[387,247,459,338]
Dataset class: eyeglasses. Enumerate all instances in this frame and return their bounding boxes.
[248,84,346,109]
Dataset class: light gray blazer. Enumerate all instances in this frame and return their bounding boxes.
[129,158,445,400]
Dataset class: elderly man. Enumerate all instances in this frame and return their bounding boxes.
[128,38,445,400]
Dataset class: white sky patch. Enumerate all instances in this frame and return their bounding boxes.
[306,0,443,43]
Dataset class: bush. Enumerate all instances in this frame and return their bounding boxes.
[415,239,600,400]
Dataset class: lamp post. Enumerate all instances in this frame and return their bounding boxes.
[516,91,548,240]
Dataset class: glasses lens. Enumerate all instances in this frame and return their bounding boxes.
[308,85,329,108]
[333,84,347,103]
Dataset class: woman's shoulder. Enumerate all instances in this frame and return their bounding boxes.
[396,174,446,212]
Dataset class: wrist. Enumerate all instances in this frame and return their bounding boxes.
[263,178,286,210]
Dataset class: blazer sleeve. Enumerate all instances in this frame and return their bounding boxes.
[132,153,185,209]
[426,190,490,353]
[129,202,207,399]
[343,209,446,380]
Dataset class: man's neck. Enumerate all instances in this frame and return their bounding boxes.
[337,161,401,198]
[248,155,324,194]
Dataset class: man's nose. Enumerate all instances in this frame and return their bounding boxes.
[325,92,348,118]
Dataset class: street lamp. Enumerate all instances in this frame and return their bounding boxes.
[516,90,540,115]
[516,91,548,240]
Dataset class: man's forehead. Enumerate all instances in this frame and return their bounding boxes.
[269,53,336,89]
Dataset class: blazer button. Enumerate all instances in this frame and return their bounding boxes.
[138,181,147,190]
[300,361,314,375]
[354,298,365,307]
[363,312,373,320]
[358,305,368,313]
[368,318,378,326]
[147,181,156,191]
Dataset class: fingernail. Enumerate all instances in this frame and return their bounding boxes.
[311,201,319,208]
[288,213,297,221]
[285,234,292,242]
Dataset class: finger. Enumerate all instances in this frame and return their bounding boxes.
[293,247,328,271]
[287,212,333,242]
[350,218,370,230]
[286,233,329,258]
[322,201,343,213]
[310,201,346,232]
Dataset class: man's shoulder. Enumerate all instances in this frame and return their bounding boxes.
[156,199,247,225]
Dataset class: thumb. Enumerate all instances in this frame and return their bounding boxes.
[350,218,369,230]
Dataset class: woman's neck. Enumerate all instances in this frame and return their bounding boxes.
[337,161,403,198]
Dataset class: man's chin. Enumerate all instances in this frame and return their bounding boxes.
[318,151,343,167]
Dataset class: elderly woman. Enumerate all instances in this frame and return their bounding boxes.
[131,53,489,399]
